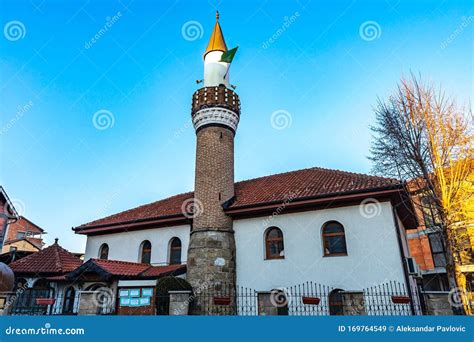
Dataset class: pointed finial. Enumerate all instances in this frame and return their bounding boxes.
[54,238,59,244]
[204,10,227,58]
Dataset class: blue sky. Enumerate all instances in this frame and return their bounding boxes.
[0,0,472,252]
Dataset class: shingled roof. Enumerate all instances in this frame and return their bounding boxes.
[74,166,414,234]
[9,240,83,275]
[231,166,400,207]
[64,258,186,281]
[78,192,193,230]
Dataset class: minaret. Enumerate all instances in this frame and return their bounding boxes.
[187,11,240,303]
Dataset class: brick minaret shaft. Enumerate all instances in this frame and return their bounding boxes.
[187,124,236,286]
[187,12,240,292]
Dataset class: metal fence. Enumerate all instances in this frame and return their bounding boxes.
[7,281,425,316]
[190,281,421,316]
[7,289,52,315]
[7,289,115,316]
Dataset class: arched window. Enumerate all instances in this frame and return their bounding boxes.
[140,240,152,264]
[329,289,344,315]
[62,286,76,314]
[169,238,182,265]
[265,227,284,259]
[322,221,347,256]
[99,243,109,260]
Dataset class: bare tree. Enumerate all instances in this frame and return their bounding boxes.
[369,74,473,314]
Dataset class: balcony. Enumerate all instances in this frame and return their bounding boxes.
[191,85,240,116]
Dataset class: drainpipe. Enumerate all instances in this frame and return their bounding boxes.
[391,206,416,315]
[0,213,18,251]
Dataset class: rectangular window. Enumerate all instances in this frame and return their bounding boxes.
[16,231,26,239]
[428,232,447,267]
[421,197,441,228]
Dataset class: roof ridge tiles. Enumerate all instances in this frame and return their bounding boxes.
[75,165,404,231]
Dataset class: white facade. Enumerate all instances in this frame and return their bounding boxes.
[83,201,409,292]
[234,201,407,291]
[84,224,190,265]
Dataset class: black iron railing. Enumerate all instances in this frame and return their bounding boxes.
[7,290,115,316]
[7,281,428,316]
[189,281,422,316]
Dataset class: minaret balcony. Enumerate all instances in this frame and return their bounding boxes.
[191,85,241,116]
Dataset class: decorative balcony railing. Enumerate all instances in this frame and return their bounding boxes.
[191,85,240,115]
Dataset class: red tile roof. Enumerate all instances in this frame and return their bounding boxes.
[231,167,399,207]
[92,259,150,276]
[74,166,403,233]
[66,258,186,280]
[9,241,83,275]
[141,264,186,277]
[78,192,192,230]
[93,259,185,277]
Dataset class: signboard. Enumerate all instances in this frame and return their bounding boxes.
[118,287,154,307]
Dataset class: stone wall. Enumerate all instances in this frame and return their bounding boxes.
[422,292,454,315]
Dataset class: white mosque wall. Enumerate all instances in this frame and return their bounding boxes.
[234,201,408,291]
[84,224,191,265]
[84,201,408,292]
